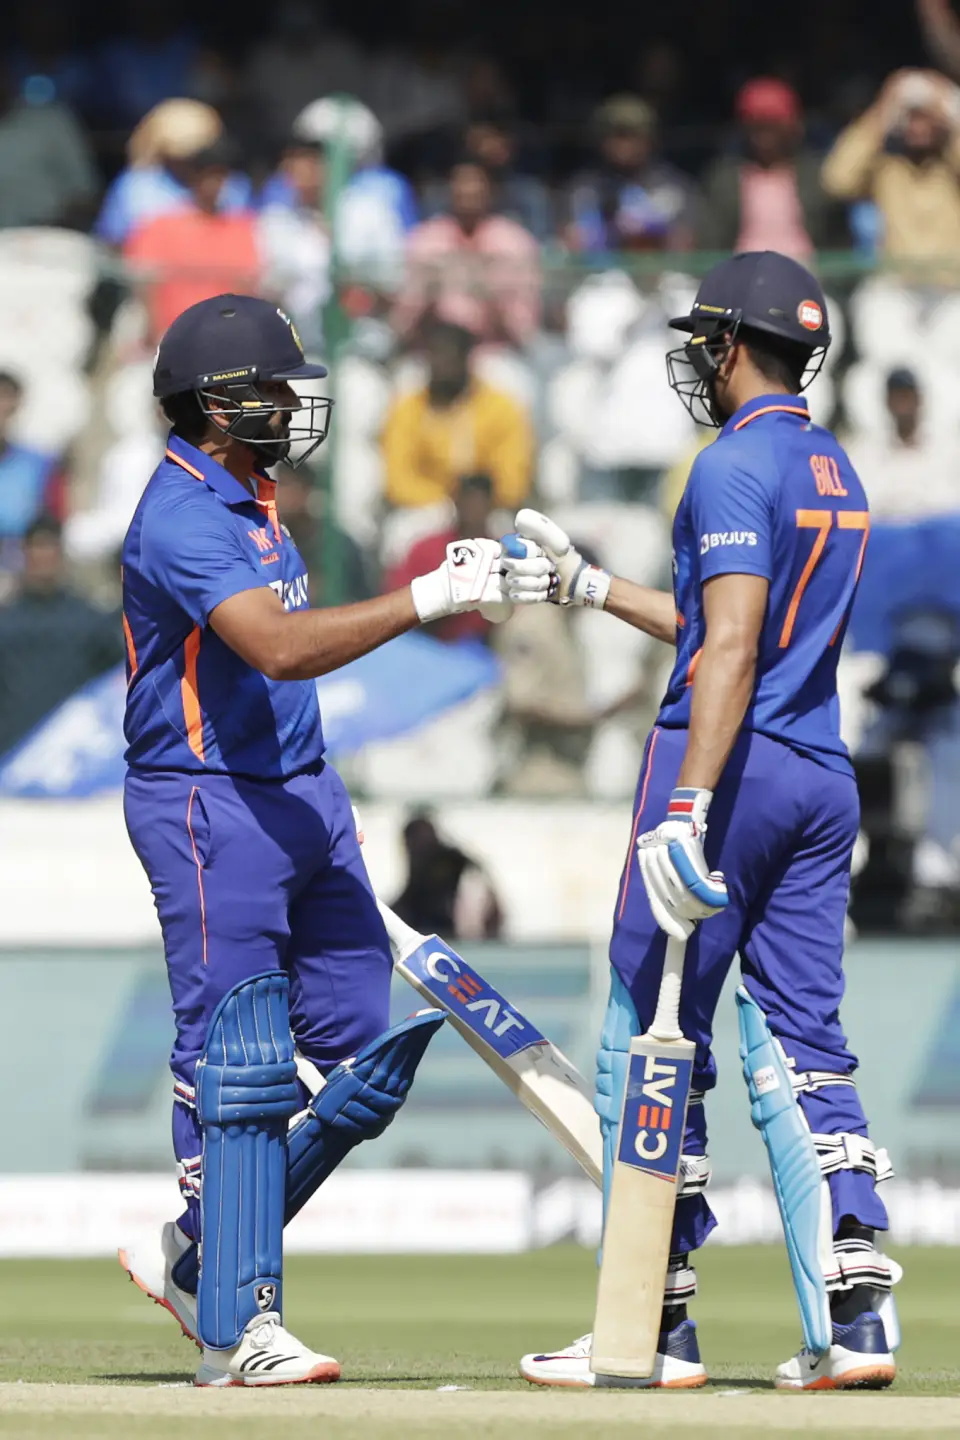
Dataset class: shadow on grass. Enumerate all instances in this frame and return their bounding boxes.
[94,1373,193,1385]
[706,1377,776,1391]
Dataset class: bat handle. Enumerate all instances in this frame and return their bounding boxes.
[376,897,427,962]
[648,935,687,1042]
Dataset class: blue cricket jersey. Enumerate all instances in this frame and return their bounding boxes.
[658,394,870,775]
[122,434,324,777]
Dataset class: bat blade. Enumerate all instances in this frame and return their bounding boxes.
[379,902,602,1187]
[590,1031,695,1377]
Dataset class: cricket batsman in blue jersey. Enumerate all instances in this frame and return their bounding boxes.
[502,252,901,1391]
[117,294,511,1386]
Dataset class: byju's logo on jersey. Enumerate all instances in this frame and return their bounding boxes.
[403,937,546,1060]
[699,531,758,555]
[618,1050,693,1180]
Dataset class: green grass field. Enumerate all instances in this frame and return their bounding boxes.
[0,1245,957,1438]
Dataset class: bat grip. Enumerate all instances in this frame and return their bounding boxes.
[376,897,425,961]
[649,936,687,1041]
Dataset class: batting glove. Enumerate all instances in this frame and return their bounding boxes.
[410,537,512,624]
[499,533,555,603]
[514,508,611,609]
[637,787,728,941]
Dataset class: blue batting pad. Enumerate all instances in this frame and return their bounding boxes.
[195,971,299,1350]
[737,985,832,1355]
[286,1008,445,1220]
[595,967,640,1227]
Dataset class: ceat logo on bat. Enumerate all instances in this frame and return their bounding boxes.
[617,1050,694,1180]
[404,938,546,1060]
[797,299,823,331]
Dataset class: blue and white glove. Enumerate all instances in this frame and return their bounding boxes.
[502,510,611,608]
[637,787,728,941]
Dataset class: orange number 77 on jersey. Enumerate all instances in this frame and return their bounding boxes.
[778,509,870,649]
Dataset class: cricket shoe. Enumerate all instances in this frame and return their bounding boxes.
[194,1312,340,1387]
[520,1322,707,1389]
[118,1221,199,1346]
[775,1312,896,1391]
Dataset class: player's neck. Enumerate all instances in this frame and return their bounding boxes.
[724,380,795,417]
[198,435,257,492]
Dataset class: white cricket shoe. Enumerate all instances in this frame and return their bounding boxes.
[776,1312,895,1391]
[119,1221,199,1346]
[520,1322,707,1389]
[194,1311,340,1387]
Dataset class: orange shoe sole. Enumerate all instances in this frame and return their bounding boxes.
[118,1247,201,1351]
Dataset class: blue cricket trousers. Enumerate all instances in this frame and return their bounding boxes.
[610,725,888,1253]
[124,761,392,1238]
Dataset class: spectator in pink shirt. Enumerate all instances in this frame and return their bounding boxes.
[700,78,849,257]
[393,157,541,349]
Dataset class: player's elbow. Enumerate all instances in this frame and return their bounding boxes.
[705,625,759,669]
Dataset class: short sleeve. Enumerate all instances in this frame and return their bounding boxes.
[140,497,263,627]
[689,446,774,583]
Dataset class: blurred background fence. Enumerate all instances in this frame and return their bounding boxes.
[1,0,960,1247]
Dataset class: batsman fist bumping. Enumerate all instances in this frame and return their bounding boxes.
[117,295,513,1385]
[508,252,900,1392]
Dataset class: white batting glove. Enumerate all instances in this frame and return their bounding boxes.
[637,787,729,941]
[500,533,555,604]
[410,537,512,624]
[514,508,611,609]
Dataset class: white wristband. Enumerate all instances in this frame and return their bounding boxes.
[572,564,611,609]
[410,569,450,624]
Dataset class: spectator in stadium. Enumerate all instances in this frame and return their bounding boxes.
[383,473,498,643]
[0,515,123,757]
[258,129,332,356]
[393,810,503,940]
[90,0,201,128]
[699,78,849,257]
[382,322,533,509]
[124,136,260,342]
[422,114,553,241]
[563,94,700,254]
[94,99,252,248]
[393,158,541,348]
[822,68,960,263]
[259,97,418,332]
[844,368,960,520]
[0,374,59,573]
[0,63,98,229]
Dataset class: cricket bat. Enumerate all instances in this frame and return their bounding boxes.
[377,898,602,1188]
[590,934,694,1377]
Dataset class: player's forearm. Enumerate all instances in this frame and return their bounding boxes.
[676,636,757,790]
[266,589,420,680]
[603,577,678,645]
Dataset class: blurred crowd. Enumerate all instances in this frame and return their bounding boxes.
[0,0,959,930]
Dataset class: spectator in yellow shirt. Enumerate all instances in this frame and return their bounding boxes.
[382,323,533,509]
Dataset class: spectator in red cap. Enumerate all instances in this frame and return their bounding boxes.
[700,77,849,256]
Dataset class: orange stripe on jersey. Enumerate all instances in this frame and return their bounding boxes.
[685,646,703,686]
[165,447,206,481]
[181,626,205,763]
[733,404,810,431]
[122,613,138,678]
[254,474,282,543]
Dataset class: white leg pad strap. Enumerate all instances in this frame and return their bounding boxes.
[664,1257,697,1304]
[811,1133,895,1183]
[677,1153,711,1198]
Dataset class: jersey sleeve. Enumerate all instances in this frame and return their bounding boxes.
[139,495,264,627]
[689,444,774,583]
